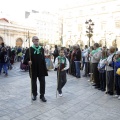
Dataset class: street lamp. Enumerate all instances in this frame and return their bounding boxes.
[85,19,94,46]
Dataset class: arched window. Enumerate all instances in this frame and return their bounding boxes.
[87,40,95,46]
[99,40,105,47]
[0,37,3,45]
[76,40,84,49]
[66,40,73,47]
[16,38,23,47]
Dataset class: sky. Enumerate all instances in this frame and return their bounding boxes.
[0,0,84,24]
[0,0,78,19]
[0,0,56,22]
[1,0,60,21]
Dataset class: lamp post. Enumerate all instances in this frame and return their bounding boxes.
[85,19,94,47]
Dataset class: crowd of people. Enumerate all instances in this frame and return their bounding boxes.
[0,42,28,76]
[0,40,120,101]
[81,43,120,100]
[42,42,120,100]
[48,43,120,100]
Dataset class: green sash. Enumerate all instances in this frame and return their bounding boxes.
[32,45,41,54]
[58,56,66,64]
[91,47,101,55]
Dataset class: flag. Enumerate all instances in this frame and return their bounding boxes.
[25,11,30,18]
[32,10,39,13]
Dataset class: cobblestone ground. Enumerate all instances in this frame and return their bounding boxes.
[0,62,120,120]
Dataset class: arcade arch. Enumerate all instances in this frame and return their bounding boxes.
[76,40,84,49]
[112,39,120,48]
[99,39,105,47]
[16,38,23,47]
[0,37,3,45]
[87,40,95,46]
[66,40,73,47]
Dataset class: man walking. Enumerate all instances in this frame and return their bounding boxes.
[24,36,48,102]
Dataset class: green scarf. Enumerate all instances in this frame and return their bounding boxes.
[58,56,66,64]
[32,45,41,54]
[117,58,120,62]
[91,47,101,55]
[101,56,107,60]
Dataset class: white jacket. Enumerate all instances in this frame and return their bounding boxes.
[55,56,69,71]
[105,53,115,71]
[91,50,102,63]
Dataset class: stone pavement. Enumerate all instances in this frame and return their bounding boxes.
[0,62,120,120]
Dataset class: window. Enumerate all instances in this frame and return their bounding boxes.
[90,8,94,14]
[68,12,72,17]
[115,21,120,28]
[101,22,106,30]
[78,24,82,31]
[101,6,106,11]
[79,10,83,16]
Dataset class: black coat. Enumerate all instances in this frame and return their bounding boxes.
[53,48,59,57]
[74,48,81,61]
[0,51,7,63]
[23,47,48,79]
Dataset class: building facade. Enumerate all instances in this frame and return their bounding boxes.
[62,0,120,49]
[0,18,37,47]
[0,9,63,48]
[27,10,63,46]
[1,0,120,49]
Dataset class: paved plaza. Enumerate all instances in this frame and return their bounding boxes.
[0,62,120,120]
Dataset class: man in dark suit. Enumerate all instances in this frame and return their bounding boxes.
[24,36,48,102]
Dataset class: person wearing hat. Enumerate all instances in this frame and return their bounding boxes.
[112,51,120,99]
[24,36,48,102]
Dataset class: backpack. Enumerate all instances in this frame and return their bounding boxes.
[4,54,9,63]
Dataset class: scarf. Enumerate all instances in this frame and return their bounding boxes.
[58,56,66,64]
[32,45,41,54]
[91,47,101,55]
[117,58,120,62]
